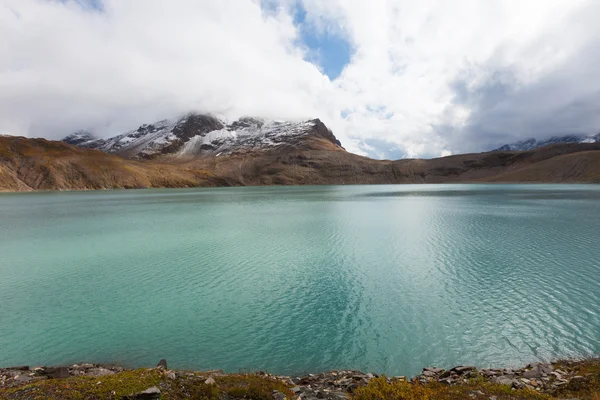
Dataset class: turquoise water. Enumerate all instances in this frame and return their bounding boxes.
[0,184,599,377]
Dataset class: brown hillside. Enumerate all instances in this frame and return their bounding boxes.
[1,135,600,191]
[177,141,600,186]
[0,136,221,191]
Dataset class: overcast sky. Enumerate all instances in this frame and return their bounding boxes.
[1,0,600,158]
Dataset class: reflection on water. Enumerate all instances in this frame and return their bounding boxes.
[0,184,599,377]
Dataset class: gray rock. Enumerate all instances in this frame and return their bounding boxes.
[272,390,287,400]
[512,380,525,389]
[539,364,553,374]
[333,378,352,386]
[554,369,567,375]
[156,359,167,370]
[7,366,29,371]
[205,376,216,385]
[523,366,541,378]
[87,368,115,377]
[493,376,516,386]
[14,375,33,383]
[125,386,161,400]
[523,363,553,378]
[439,370,453,379]
[346,383,359,392]
[423,367,444,374]
[205,369,224,375]
[451,366,476,374]
[480,369,500,377]
[43,367,70,379]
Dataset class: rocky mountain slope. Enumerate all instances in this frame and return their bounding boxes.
[187,141,600,186]
[2,132,600,191]
[494,133,600,151]
[0,136,226,191]
[2,116,600,191]
[63,114,342,159]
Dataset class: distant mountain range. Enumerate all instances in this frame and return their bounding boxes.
[65,113,600,158]
[494,133,600,151]
[1,114,600,191]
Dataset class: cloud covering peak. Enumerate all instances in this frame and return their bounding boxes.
[1,0,599,158]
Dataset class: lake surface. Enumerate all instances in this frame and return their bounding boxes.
[1,184,599,377]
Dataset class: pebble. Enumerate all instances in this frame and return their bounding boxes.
[125,386,161,400]
[205,376,216,385]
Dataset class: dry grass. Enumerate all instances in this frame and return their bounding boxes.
[352,359,600,400]
[548,358,600,400]
[0,370,293,400]
[1,360,599,399]
[352,376,550,400]
[0,136,218,191]
[2,135,600,191]
[0,369,162,400]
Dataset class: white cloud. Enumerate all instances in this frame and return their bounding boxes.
[301,0,599,156]
[0,0,329,139]
[1,0,599,158]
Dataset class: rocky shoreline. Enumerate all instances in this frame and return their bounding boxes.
[1,358,599,399]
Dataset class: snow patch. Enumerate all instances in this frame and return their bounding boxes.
[63,114,326,158]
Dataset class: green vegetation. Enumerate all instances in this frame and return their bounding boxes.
[550,359,600,400]
[0,369,162,400]
[352,359,600,400]
[0,370,293,400]
[1,359,599,399]
[160,373,293,400]
[351,376,550,400]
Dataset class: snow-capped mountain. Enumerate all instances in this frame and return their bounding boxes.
[63,114,342,159]
[494,133,600,151]
[62,130,98,146]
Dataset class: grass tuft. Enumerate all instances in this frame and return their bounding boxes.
[0,370,293,400]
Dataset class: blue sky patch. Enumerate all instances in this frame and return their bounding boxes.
[60,0,104,11]
[360,138,408,160]
[292,4,352,80]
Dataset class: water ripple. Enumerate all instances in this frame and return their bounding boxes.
[0,185,600,377]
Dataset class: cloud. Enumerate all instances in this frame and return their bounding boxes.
[0,0,330,139]
[1,0,599,158]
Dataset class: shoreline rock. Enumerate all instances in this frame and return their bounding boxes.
[1,358,598,399]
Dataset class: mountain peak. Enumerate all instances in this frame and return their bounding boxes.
[63,114,343,159]
[62,130,98,147]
